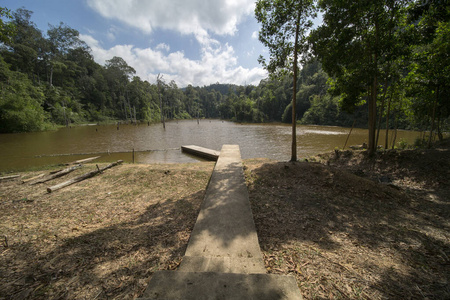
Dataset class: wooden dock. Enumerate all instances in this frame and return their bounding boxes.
[181,145,220,161]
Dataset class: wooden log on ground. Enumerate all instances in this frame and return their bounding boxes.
[31,165,83,185]
[49,169,63,174]
[65,156,101,165]
[47,160,123,193]
[22,173,46,184]
[0,175,20,182]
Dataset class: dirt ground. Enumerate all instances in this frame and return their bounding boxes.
[244,139,449,299]
[0,162,214,299]
[1,140,449,300]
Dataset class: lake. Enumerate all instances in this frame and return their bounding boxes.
[0,120,422,172]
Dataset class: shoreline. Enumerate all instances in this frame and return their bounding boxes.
[1,143,449,299]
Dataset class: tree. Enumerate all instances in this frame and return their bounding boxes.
[309,0,407,154]
[0,57,50,132]
[406,1,450,145]
[1,8,45,79]
[46,22,88,87]
[255,0,316,161]
[0,7,15,44]
[104,56,136,120]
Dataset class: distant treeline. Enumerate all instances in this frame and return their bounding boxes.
[0,6,448,136]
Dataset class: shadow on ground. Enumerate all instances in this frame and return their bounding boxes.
[1,189,205,300]
[245,145,450,299]
[184,161,260,255]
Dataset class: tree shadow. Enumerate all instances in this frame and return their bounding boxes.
[184,160,262,258]
[4,191,205,300]
[246,156,450,299]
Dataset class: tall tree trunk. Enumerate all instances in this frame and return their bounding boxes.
[128,101,132,123]
[123,100,128,122]
[428,86,439,148]
[157,74,165,130]
[290,11,301,162]
[368,78,377,155]
[437,111,443,142]
[391,111,398,149]
[368,18,379,156]
[375,80,388,147]
[385,94,392,149]
[49,64,54,87]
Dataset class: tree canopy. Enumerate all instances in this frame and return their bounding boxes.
[0,4,447,150]
[255,0,315,161]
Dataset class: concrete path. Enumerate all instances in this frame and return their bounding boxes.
[181,145,220,161]
[138,145,302,299]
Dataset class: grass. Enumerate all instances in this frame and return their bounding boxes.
[0,161,214,299]
[1,140,449,299]
[244,142,449,299]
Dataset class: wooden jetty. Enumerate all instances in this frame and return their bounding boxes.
[181,145,220,161]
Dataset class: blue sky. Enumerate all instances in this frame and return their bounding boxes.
[3,0,272,87]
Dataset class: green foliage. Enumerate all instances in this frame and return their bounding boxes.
[0,57,51,132]
[397,138,409,150]
[0,3,448,138]
[0,7,16,44]
[301,94,339,125]
[255,0,315,75]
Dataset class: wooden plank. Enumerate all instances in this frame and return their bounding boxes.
[181,145,220,161]
[30,165,82,185]
[47,160,123,193]
[22,173,45,184]
[65,156,101,165]
[0,175,20,181]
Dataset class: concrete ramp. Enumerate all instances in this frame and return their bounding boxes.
[179,145,265,273]
[138,145,302,299]
[181,145,220,161]
[141,271,301,300]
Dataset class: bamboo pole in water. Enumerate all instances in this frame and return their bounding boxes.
[343,120,356,150]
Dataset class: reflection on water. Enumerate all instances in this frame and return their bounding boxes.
[0,120,422,171]
[303,130,346,135]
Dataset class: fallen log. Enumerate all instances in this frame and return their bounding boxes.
[0,175,20,182]
[30,165,83,185]
[22,173,46,184]
[47,160,123,193]
[65,156,101,165]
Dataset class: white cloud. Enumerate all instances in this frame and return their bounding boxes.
[86,0,255,44]
[106,30,115,41]
[80,34,267,87]
[155,43,170,52]
[82,1,267,87]
[251,31,258,39]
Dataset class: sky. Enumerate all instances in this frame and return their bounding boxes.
[3,0,273,87]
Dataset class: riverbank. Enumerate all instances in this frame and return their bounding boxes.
[246,139,449,299]
[1,142,449,299]
[0,162,215,299]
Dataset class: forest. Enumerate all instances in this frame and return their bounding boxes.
[0,2,448,144]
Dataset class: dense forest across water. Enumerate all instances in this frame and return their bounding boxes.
[0,4,448,141]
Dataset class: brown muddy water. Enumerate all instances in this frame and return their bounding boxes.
[0,120,422,172]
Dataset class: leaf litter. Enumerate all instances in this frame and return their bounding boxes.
[244,140,449,299]
[0,162,214,299]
